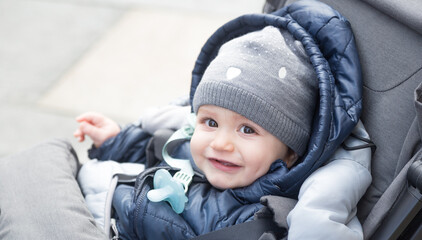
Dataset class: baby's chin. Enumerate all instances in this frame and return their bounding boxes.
[207,177,250,190]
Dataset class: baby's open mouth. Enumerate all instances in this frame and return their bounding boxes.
[209,158,241,172]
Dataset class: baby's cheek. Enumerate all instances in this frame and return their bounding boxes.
[189,135,202,166]
[190,133,198,151]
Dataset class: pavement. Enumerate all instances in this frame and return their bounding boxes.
[0,0,264,163]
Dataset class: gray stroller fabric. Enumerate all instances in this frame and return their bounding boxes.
[361,0,422,35]
[363,149,422,238]
[364,81,422,238]
[0,139,107,240]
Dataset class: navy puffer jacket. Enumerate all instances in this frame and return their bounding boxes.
[97,1,362,239]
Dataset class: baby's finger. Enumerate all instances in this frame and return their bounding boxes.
[77,135,85,142]
[73,129,85,142]
[79,121,102,140]
[76,112,103,124]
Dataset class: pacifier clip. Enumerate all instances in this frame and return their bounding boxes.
[146,114,195,214]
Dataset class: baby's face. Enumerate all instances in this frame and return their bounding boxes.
[190,105,294,189]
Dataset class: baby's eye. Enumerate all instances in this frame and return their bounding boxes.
[205,119,218,128]
[240,125,255,134]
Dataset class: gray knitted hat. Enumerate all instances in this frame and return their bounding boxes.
[193,26,318,156]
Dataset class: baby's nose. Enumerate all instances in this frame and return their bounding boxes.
[210,131,235,152]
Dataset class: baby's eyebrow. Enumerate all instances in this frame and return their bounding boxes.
[197,108,218,117]
[197,111,214,118]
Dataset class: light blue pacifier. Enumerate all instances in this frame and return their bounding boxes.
[147,114,196,214]
[146,169,189,214]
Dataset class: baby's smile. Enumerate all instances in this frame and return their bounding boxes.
[208,157,241,173]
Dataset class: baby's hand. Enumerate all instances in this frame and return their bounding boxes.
[74,112,121,148]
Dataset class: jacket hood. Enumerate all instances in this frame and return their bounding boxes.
[189,0,362,200]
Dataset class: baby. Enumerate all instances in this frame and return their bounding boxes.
[75,26,368,239]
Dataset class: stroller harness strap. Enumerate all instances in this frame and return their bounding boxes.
[192,217,286,240]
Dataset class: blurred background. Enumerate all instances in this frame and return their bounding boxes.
[0,0,264,162]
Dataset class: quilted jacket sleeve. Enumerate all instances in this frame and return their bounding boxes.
[87,105,190,164]
[287,121,372,240]
[88,124,152,164]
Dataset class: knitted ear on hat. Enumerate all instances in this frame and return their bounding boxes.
[193,26,318,156]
